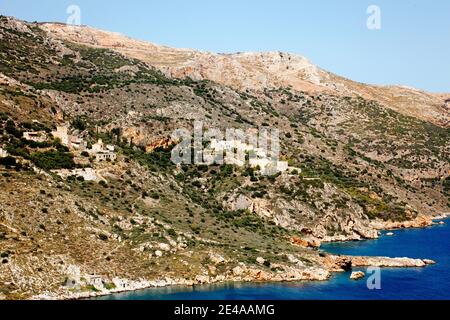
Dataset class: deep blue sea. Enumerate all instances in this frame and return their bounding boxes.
[96,218,449,300]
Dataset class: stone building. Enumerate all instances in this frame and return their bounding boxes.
[51,125,87,150]
[23,131,47,143]
[51,125,70,146]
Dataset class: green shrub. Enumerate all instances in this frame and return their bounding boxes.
[0,156,17,167]
[98,234,108,241]
[31,150,75,170]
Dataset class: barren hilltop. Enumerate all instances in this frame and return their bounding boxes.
[0,16,449,299]
[41,21,450,127]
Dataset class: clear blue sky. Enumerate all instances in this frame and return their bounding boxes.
[1,0,449,92]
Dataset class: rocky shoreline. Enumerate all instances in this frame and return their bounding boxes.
[32,256,436,300]
[31,214,447,301]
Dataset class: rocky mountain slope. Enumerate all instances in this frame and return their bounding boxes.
[40,22,450,127]
[0,16,449,299]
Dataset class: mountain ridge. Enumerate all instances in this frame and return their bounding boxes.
[34,19,450,127]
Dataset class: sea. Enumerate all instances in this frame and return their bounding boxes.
[94,218,449,300]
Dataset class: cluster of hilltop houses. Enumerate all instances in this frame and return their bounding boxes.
[22,124,116,162]
[210,138,293,175]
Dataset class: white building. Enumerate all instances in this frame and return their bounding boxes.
[92,139,115,153]
[249,157,272,170]
[90,139,117,161]
[249,158,289,175]
[0,147,8,158]
[276,161,289,172]
[95,151,117,161]
[106,144,115,152]
[210,139,257,152]
[23,131,47,143]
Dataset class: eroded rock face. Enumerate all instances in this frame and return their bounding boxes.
[224,185,381,242]
[322,256,353,272]
[145,137,176,153]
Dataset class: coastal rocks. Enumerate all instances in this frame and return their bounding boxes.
[242,266,330,282]
[349,256,435,268]
[232,265,245,277]
[230,262,331,283]
[194,275,210,284]
[291,236,321,248]
[323,255,435,272]
[64,275,81,290]
[256,257,266,265]
[286,254,304,267]
[281,267,330,281]
[85,275,105,291]
[323,256,353,272]
[371,215,433,231]
[320,228,379,242]
[350,271,365,280]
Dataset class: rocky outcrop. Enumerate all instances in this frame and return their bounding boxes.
[371,215,434,231]
[350,271,365,280]
[232,265,331,283]
[31,253,436,300]
[291,236,321,248]
[322,254,435,272]
[349,256,435,268]
[145,137,176,153]
[322,255,353,272]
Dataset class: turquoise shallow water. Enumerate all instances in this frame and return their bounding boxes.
[95,218,450,300]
